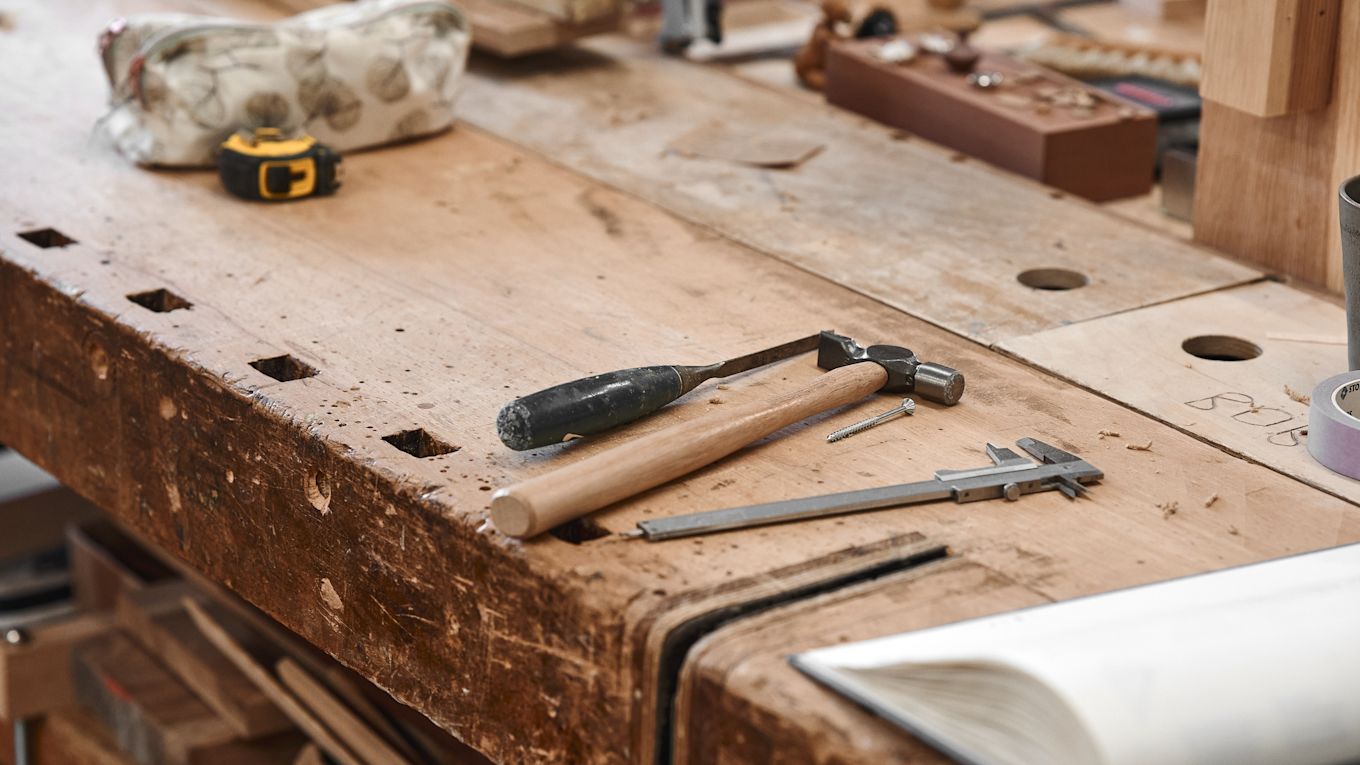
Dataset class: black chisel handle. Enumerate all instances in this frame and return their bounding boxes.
[497,366,687,451]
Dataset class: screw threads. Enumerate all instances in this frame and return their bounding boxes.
[826,398,916,442]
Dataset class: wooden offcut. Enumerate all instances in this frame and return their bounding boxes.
[0,612,114,721]
[70,631,304,765]
[0,709,138,765]
[462,0,620,57]
[183,601,366,765]
[1200,0,1339,117]
[115,583,293,740]
[1194,0,1360,292]
[824,40,1159,201]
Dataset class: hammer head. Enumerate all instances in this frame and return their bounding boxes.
[817,330,965,405]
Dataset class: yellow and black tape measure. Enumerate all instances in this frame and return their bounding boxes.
[218,128,341,202]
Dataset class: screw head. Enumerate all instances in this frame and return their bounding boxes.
[1002,482,1020,501]
[4,627,29,646]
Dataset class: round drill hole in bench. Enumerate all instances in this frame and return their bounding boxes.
[1182,335,1262,362]
[1017,268,1088,291]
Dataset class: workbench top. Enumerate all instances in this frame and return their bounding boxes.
[1,1,1355,764]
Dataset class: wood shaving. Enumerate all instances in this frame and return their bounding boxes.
[716,384,730,390]
[1284,385,1311,406]
[709,397,724,404]
[1228,525,1240,536]
[1159,501,1179,519]
[1097,429,1120,439]
[562,433,583,442]
[1204,493,1219,509]
[1126,441,1153,451]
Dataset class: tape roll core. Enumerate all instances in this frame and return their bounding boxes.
[1308,373,1360,480]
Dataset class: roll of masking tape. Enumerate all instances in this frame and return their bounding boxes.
[1309,373,1360,480]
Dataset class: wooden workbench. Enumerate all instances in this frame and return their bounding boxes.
[1,1,1356,764]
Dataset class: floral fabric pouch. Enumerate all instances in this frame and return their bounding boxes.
[98,0,470,167]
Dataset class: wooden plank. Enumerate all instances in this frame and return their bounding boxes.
[182,601,367,765]
[1000,281,1356,500]
[67,522,176,614]
[1,2,1356,763]
[462,0,621,58]
[0,613,114,721]
[675,559,1051,764]
[70,631,304,765]
[115,583,292,740]
[459,35,1259,343]
[490,0,617,25]
[824,41,1158,201]
[275,658,413,765]
[1193,101,1337,287]
[1200,0,1339,117]
[0,487,97,564]
[1193,1,1359,292]
[0,709,138,765]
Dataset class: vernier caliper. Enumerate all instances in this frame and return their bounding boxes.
[623,438,1101,541]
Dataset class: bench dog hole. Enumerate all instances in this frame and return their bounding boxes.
[1182,335,1262,362]
[127,288,193,313]
[18,227,76,248]
[1017,267,1089,291]
[382,428,458,458]
[249,354,319,382]
[549,517,611,545]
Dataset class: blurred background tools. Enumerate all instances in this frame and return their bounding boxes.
[491,331,963,538]
[217,129,341,203]
[497,333,821,451]
[625,438,1101,541]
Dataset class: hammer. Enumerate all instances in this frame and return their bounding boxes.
[490,331,964,538]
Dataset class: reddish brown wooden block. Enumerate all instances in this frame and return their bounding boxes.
[825,38,1158,201]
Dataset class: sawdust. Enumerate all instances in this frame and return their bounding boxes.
[1228,525,1241,536]
[320,578,344,611]
[1284,385,1311,406]
[1097,429,1120,439]
[716,384,730,390]
[1159,501,1179,519]
[709,397,724,404]
[1126,441,1153,452]
[1204,493,1219,509]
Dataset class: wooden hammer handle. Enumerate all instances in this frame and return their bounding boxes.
[490,362,889,538]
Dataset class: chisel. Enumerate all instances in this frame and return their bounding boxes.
[496,334,821,451]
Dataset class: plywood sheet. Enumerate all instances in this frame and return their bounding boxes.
[459,35,1259,343]
[1001,281,1358,500]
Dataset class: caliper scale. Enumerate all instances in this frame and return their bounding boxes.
[625,438,1102,542]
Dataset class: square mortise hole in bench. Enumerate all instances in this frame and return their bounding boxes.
[249,355,319,382]
[383,429,458,458]
[127,288,192,313]
[18,228,76,248]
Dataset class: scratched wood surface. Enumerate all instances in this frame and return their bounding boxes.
[1,2,1357,765]
[1000,281,1359,501]
[458,35,1259,345]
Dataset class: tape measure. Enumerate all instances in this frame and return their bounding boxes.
[218,128,341,202]
[1309,372,1360,480]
